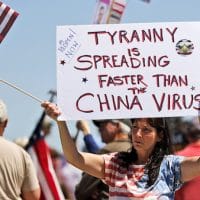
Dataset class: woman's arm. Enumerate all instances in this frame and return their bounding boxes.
[41,101,105,179]
[180,156,200,182]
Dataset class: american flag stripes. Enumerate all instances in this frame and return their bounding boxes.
[106,0,126,24]
[26,112,65,200]
[0,1,19,43]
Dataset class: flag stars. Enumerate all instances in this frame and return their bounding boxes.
[82,77,88,83]
[60,59,66,65]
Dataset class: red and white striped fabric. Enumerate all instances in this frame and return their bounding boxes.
[103,153,150,199]
[0,1,19,43]
[28,137,65,200]
[106,0,126,24]
[26,112,65,200]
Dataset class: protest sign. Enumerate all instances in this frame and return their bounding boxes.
[56,21,200,120]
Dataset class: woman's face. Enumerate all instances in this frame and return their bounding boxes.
[131,118,161,155]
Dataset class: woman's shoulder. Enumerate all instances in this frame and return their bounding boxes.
[103,152,126,166]
[158,155,184,191]
[103,152,119,160]
[164,154,184,160]
[162,154,185,167]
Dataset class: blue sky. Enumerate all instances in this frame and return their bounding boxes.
[1,0,200,151]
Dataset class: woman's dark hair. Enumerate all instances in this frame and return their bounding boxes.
[118,118,173,187]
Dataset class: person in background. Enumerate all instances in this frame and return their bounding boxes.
[0,99,40,200]
[76,119,131,153]
[170,118,189,152]
[75,119,131,199]
[42,101,200,199]
[175,121,200,200]
[76,120,100,154]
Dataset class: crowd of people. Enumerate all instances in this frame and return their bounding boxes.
[0,98,200,200]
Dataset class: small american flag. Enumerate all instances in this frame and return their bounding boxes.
[106,0,126,24]
[0,1,19,43]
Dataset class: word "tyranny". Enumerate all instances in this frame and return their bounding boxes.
[88,27,178,45]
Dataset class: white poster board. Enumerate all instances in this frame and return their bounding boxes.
[56,21,200,120]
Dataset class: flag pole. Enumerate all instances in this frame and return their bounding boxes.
[25,89,57,150]
[0,79,43,103]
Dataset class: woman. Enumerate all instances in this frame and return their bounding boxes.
[42,101,200,200]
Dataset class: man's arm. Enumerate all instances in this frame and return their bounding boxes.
[181,156,200,182]
[77,120,100,153]
[22,188,41,200]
